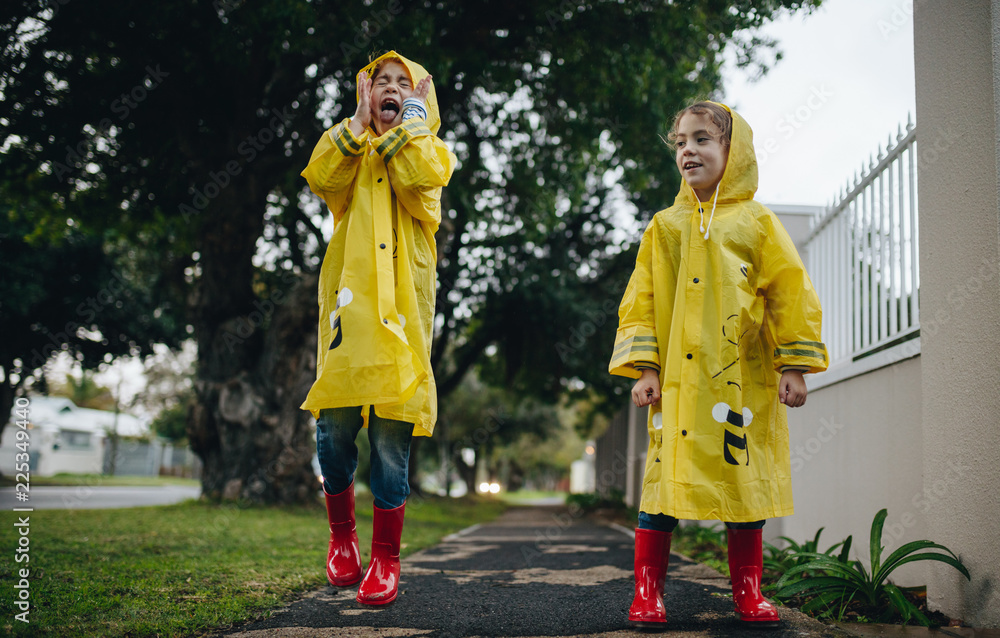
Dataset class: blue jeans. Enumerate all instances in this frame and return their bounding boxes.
[638,511,765,532]
[316,406,413,510]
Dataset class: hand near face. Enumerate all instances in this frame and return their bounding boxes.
[413,75,432,101]
[349,71,373,137]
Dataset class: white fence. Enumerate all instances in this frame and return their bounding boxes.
[805,118,920,378]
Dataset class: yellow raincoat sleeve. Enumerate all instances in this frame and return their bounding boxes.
[609,223,660,379]
[300,118,369,223]
[376,118,455,229]
[757,210,829,373]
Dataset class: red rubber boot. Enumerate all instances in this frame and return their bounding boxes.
[323,481,362,587]
[628,528,671,629]
[356,502,405,605]
[727,528,781,627]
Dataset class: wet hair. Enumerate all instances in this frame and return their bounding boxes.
[664,101,732,151]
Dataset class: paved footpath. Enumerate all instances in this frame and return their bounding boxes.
[219,505,855,638]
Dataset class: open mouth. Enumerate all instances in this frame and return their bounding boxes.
[379,97,399,122]
[683,162,701,170]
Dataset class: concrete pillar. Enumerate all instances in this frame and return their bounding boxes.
[914,0,1000,626]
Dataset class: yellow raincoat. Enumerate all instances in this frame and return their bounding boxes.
[609,103,828,521]
[300,52,456,436]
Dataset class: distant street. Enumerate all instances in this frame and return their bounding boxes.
[0,484,200,510]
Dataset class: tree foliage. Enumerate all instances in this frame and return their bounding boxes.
[1,0,820,500]
[150,403,190,443]
[141,343,197,443]
[0,185,185,440]
[47,370,114,411]
[434,373,562,494]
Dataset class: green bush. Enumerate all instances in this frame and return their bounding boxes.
[565,489,627,512]
[672,522,729,575]
[771,509,970,626]
[764,527,847,586]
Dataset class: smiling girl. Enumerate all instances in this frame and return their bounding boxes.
[610,101,828,629]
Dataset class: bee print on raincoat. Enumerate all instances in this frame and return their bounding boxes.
[609,103,828,522]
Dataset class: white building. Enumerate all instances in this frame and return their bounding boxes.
[0,396,148,477]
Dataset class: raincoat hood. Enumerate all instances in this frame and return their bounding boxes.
[358,51,443,136]
[675,102,758,207]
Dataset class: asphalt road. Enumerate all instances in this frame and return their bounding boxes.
[0,484,200,510]
[218,505,856,638]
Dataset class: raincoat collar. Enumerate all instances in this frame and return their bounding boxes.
[357,51,442,136]
[675,102,758,207]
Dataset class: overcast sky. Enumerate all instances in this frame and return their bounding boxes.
[721,0,916,207]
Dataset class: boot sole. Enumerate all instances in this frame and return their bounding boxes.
[740,619,781,629]
[628,620,668,632]
[356,593,397,606]
[327,575,362,587]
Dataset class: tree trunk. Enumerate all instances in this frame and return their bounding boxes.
[188,271,319,503]
[185,184,319,504]
[457,452,477,497]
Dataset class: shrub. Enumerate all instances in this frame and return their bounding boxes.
[566,489,627,512]
[763,527,847,587]
[771,509,970,626]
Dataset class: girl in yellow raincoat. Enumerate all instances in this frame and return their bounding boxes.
[609,102,827,628]
[300,51,455,606]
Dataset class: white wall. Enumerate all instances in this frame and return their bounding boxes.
[37,445,105,476]
[914,0,1000,626]
[769,204,825,249]
[0,426,104,477]
[781,356,927,585]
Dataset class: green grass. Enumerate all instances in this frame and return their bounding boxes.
[0,492,507,637]
[671,523,730,576]
[0,473,200,488]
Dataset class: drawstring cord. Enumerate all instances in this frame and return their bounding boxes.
[697,183,721,240]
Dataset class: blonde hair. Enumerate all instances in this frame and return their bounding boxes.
[664,101,732,151]
[369,54,404,81]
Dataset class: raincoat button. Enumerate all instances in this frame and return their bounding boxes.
[681,430,687,436]
[693,277,699,283]
[686,353,693,359]
[380,243,386,249]
[383,319,388,324]
[378,178,383,183]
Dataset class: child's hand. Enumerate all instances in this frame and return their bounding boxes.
[631,369,661,408]
[779,370,807,407]
[413,75,432,101]
[349,71,373,136]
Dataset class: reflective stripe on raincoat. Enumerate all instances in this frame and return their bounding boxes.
[300,51,456,436]
[609,103,828,521]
